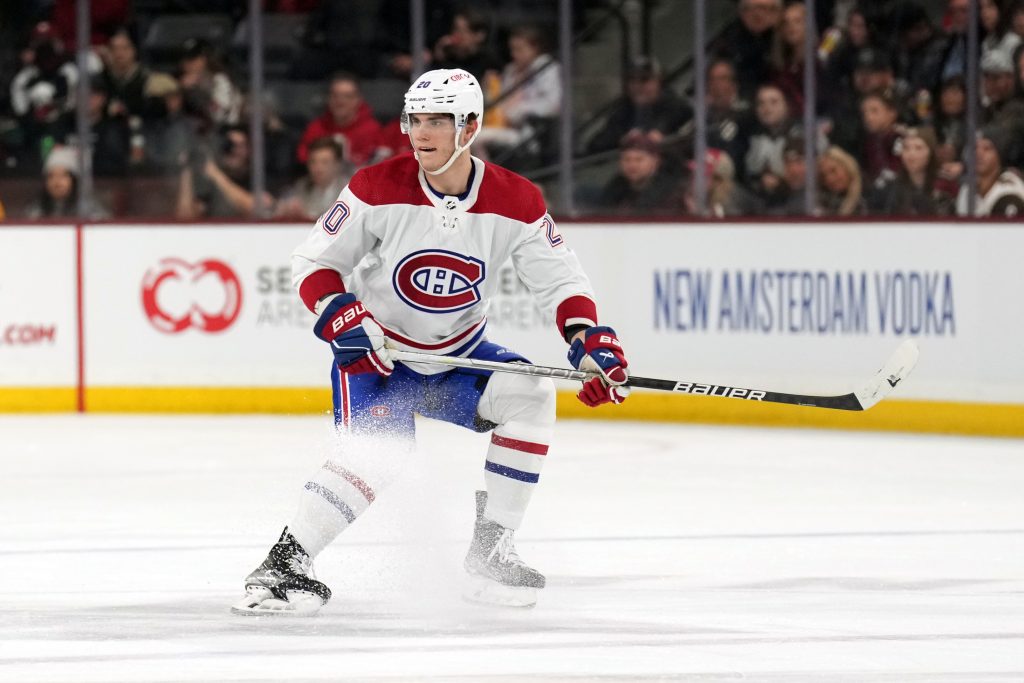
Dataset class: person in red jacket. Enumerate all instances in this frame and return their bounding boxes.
[296,72,387,167]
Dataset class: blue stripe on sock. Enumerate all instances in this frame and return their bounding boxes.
[484,460,539,483]
[305,482,356,523]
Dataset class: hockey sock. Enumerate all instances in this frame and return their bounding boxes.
[289,459,379,557]
[476,372,556,530]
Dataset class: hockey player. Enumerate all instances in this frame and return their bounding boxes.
[233,68,630,615]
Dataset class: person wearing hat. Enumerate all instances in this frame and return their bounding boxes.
[25,145,110,220]
[956,125,1024,217]
[982,50,1024,126]
[594,130,683,215]
[584,55,692,155]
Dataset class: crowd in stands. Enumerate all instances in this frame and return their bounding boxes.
[585,0,1024,218]
[2,0,1024,220]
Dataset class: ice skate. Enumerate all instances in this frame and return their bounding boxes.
[463,490,545,608]
[231,527,331,616]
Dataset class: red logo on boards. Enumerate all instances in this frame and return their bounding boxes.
[141,258,243,334]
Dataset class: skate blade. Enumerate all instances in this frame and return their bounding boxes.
[461,575,538,609]
[230,586,324,617]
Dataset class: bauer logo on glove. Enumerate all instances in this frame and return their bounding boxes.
[314,293,394,376]
[567,326,630,407]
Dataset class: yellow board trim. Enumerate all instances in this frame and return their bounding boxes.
[556,392,1024,438]
[3,386,1023,438]
[0,388,78,412]
[85,387,334,414]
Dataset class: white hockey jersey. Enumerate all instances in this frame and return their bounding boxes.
[292,154,598,372]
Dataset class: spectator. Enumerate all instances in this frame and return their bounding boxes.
[685,148,762,217]
[869,126,956,215]
[860,90,904,184]
[744,84,800,202]
[59,78,131,176]
[176,126,272,219]
[296,72,386,167]
[981,51,1024,129]
[141,73,193,173]
[10,22,79,168]
[825,47,900,156]
[275,137,351,221]
[981,0,1022,64]
[892,2,950,107]
[956,125,1024,216]
[25,145,110,219]
[476,24,561,164]
[702,59,754,172]
[710,0,782,100]
[585,56,692,155]
[939,0,971,81]
[178,38,242,127]
[769,1,814,112]
[818,145,865,215]
[100,27,167,123]
[820,8,871,96]
[594,131,683,215]
[433,7,502,82]
[935,75,967,163]
[772,134,810,215]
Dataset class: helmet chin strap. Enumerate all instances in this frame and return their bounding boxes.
[415,125,481,177]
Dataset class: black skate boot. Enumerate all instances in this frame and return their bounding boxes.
[231,527,331,616]
[463,490,545,608]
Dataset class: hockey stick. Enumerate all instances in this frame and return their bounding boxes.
[388,339,919,412]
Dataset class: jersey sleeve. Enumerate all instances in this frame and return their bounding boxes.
[291,182,380,312]
[510,213,598,340]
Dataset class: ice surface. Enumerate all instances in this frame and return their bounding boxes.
[1,414,1023,682]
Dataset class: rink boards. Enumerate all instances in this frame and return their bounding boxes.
[2,221,1023,436]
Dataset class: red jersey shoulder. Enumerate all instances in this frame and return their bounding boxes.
[470,162,547,224]
[348,152,430,207]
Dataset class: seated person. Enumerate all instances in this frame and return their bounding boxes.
[25,146,110,220]
[275,138,352,221]
[176,127,273,219]
[592,131,683,215]
[476,24,561,161]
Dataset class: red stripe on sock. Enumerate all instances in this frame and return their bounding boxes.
[490,434,549,456]
[323,461,376,504]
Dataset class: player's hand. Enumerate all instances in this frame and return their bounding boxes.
[313,294,394,376]
[567,326,630,406]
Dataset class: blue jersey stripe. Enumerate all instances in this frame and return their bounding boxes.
[305,481,357,523]
[484,460,540,483]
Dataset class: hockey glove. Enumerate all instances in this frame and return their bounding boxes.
[313,293,394,376]
[567,326,630,406]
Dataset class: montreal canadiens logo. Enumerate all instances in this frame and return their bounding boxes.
[392,249,485,313]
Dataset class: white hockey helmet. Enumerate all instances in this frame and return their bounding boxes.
[401,68,484,175]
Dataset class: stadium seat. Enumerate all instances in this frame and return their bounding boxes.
[232,13,307,79]
[143,14,235,68]
[360,78,409,122]
[266,80,326,130]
